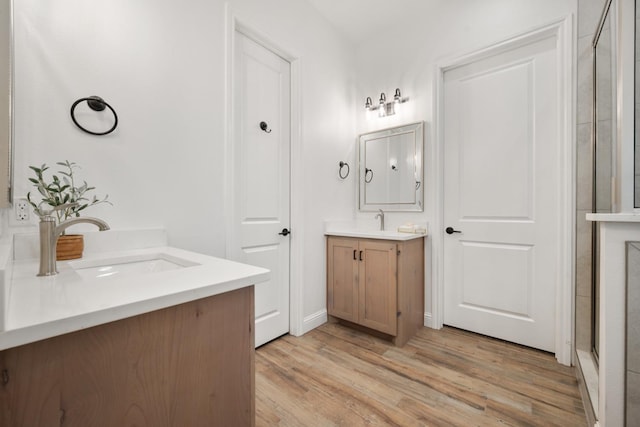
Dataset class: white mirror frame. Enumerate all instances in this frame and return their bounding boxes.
[358,121,424,212]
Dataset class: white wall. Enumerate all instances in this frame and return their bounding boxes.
[9,0,355,325]
[6,0,579,336]
[354,0,577,323]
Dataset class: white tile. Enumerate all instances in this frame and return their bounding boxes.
[577,123,593,210]
[579,0,609,38]
[577,35,594,125]
[576,209,593,297]
[627,370,640,423]
[595,28,613,123]
[576,294,592,351]
[627,243,640,372]
[596,119,613,212]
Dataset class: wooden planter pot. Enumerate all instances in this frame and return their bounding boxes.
[56,234,84,260]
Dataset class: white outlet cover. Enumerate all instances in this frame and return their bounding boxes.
[13,199,30,223]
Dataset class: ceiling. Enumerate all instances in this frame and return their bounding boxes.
[305,0,435,47]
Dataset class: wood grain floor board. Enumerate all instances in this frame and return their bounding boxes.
[256,323,588,426]
[408,330,583,398]
[403,344,583,414]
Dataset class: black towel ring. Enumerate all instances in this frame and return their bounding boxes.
[338,161,350,179]
[70,96,118,136]
[365,168,374,183]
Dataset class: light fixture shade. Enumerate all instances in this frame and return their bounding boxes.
[394,88,402,103]
[365,97,373,110]
[378,93,386,117]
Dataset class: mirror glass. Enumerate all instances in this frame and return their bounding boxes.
[0,0,11,207]
[358,122,423,212]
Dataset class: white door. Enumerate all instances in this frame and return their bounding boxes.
[443,32,559,352]
[233,31,290,348]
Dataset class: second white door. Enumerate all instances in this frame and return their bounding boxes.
[233,31,291,348]
[443,31,560,352]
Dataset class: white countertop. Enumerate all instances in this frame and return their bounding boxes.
[586,213,640,223]
[324,229,426,241]
[324,220,427,241]
[0,246,269,351]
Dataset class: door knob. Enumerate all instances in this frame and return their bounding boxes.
[445,227,461,235]
[278,228,290,236]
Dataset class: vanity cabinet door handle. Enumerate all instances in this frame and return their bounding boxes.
[359,250,363,261]
[353,249,357,260]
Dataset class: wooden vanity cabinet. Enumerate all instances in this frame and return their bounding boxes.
[326,236,424,346]
[0,287,255,427]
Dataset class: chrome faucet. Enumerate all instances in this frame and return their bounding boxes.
[375,209,385,231]
[37,203,110,277]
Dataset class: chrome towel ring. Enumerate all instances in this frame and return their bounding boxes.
[70,96,118,136]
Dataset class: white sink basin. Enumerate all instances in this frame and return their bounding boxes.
[69,253,200,279]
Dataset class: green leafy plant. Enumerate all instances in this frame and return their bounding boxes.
[27,160,111,224]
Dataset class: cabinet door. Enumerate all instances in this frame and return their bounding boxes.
[358,240,397,335]
[327,237,359,322]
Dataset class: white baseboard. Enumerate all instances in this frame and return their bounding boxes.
[297,309,327,336]
[424,312,433,328]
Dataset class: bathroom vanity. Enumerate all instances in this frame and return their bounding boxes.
[326,230,424,347]
[0,232,269,427]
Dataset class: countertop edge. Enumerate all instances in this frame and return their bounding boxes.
[586,213,640,223]
[0,271,267,351]
[324,230,427,241]
[1,246,270,351]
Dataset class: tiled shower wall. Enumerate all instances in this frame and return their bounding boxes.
[576,0,607,353]
[627,242,640,421]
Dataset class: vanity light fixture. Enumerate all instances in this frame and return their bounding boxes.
[364,88,409,117]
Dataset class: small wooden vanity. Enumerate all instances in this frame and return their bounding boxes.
[326,233,424,346]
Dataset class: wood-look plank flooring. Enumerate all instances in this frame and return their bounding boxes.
[255,323,587,426]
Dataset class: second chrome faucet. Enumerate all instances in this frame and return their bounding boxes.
[375,209,385,231]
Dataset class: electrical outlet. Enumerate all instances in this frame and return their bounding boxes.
[14,198,30,223]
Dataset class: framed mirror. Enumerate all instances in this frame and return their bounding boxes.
[358,122,424,212]
[0,0,12,207]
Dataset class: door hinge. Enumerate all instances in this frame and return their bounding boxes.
[397,311,402,317]
[397,250,401,256]
[1,369,8,386]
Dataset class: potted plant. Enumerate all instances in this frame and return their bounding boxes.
[27,160,111,260]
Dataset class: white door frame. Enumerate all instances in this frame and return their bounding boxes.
[432,17,575,365]
[224,7,305,337]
